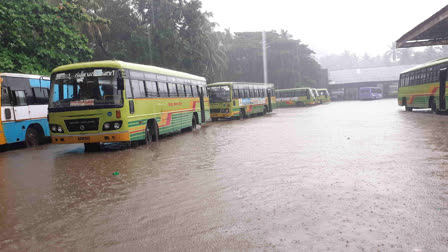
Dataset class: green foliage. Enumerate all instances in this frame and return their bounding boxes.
[2,0,324,87]
[0,0,98,74]
[223,31,322,89]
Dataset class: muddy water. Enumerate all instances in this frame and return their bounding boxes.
[1,99,448,251]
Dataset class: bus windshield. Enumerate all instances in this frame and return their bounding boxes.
[49,68,122,109]
[209,86,231,103]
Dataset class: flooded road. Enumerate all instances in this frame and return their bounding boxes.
[1,99,448,251]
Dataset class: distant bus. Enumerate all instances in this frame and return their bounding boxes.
[48,60,210,151]
[275,87,317,107]
[398,58,448,112]
[316,88,331,103]
[359,87,382,100]
[207,82,275,120]
[0,73,50,147]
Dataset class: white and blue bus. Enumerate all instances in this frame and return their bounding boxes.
[359,87,383,100]
[0,73,51,147]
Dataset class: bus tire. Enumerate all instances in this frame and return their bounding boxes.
[240,109,246,120]
[144,123,153,144]
[84,143,101,152]
[25,127,41,147]
[191,114,198,130]
[152,121,159,142]
[430,97,437,113]
[403,98,412,111]
[263,106,267,115]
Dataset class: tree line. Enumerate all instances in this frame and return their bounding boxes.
[319,44,448,71]
[0,0,323,89]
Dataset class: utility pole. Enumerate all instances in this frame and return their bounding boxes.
[262,31,268,83]
[147,0,155,65]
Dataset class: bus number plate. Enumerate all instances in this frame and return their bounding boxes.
[78,136,90,141]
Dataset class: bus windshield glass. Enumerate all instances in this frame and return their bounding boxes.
[209,86,231,103]
[49,68,122,109]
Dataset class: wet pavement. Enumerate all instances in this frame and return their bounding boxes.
[1,99,448,251]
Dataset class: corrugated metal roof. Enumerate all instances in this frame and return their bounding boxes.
[328,65,418,85]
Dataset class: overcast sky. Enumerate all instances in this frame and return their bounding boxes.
[200,0,447,58]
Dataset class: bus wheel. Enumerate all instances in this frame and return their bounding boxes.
[152,122,159,142]
[212,118,218,122]
[430,98,437,113]
[84,143,101,152]
[263,107,267,115]
[240,109,246,120]
[405,106,413,112]
[192,115,197,130]
[25,127,41,147]
[144,123,153,144]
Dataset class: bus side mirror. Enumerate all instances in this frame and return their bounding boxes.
[117,72,124,91]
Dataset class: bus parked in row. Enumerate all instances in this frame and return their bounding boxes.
[359,87,382,100]
[207,82,275,120]
[398,58,448,112]
[0,73,51,147]
[48,60,210,152]
[316,88,331,103]
[275,88,317,107]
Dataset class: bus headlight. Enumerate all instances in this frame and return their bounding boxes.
[50,124,64,133]
[103,121,122,131]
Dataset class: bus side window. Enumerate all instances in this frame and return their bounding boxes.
[168,83,178,97]
[192,85,198,97]
[131,79,145,98]
[1,87,11,105]
[158,82,168,97]
[177,84,185,97]
[145,81,159,97]
[13,90,27,106]
[185,85,193,97]
[125,79,133,99]
[32,88,49,104]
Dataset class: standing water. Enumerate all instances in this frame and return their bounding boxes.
[0,99,447,251]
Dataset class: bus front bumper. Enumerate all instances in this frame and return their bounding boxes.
[51,131,130,144]
[211,112,235,119]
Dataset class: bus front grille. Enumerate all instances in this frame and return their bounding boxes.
[65,118,99,132]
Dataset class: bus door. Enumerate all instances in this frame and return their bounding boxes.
[11,90,30,122]
[199,87,205,123]
[267,90,272,112]
[440,68,447,110]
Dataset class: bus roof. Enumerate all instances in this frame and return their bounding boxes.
[276,87,311,92]
[0,73,50,80]
[208,82,273,87]
[51,60,206,82]
[401,57,448,74]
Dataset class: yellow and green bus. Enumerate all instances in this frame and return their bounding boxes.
[48,60,210,151]
[316,88,331,103]
[398,58,448,112]
[275,87,317,107]
[207,82,275,120]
